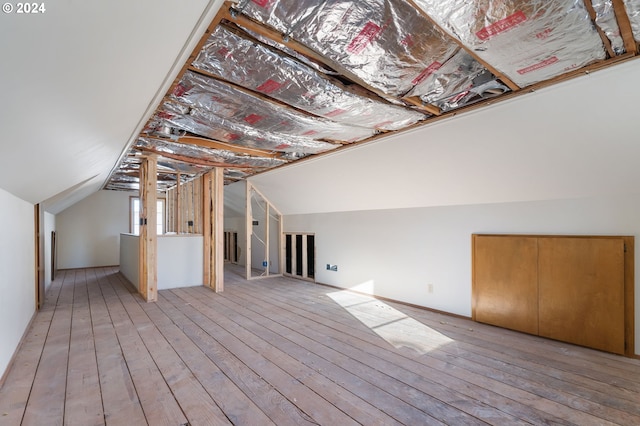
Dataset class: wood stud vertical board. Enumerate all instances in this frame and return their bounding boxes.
[203,168,224,292]
[472,234,635,357]
[175,172,181,233]
[138,156,158,302]
[165,175,204,234]
[245,182,283,280]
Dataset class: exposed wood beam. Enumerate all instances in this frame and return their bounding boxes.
[136,146,264,169]
[403,96,441,115]
[178,135,279,159]
[222,6,442,116]
[203,168,224,292]
[186,65,347,123]
[139,155,158,302]
[583,0,616,57]
[612,0,638,55]
[176,171,181,235]
[404,0,520,92]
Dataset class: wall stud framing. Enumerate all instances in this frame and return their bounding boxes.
[245,182,283,280]
[203,168,224,292]
[138,155,158,302]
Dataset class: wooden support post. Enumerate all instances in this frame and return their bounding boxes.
[203,168,224,292]
[175,171,181,234]
[203,174,211,286]
[245,182,252,280]
[138,155,158,302]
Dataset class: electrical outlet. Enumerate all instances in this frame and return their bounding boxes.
[427,283,434,294]
[326,264,338,271]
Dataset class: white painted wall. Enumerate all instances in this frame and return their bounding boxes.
[120,233,204,290]
[43,212,56,290]
[284,193,640,356]
[158,235,203,289]
[0,188,36,378]
[57,190,132,269]
[119,233,139,290]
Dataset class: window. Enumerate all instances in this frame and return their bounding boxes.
[130,197,165,235]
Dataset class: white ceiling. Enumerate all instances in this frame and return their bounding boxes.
[0,0,225,212]
[247,58,640,215]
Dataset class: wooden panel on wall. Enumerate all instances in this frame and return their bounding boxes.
[473,234,634,357]
[472,235,539,335]
[538,237,625,355]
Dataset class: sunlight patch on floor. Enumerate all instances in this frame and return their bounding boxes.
[327,290,453,354]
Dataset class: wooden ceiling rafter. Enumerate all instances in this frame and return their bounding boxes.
[177,135,281,159]
[404,0,521,93]
[612,0,639,55]
[222,3,442,116]
[184,65,360,131]
[583,0,617,58]
[136,146,262,169]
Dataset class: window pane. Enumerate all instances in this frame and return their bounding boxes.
[157,200,164,235]
[132,198,140,235]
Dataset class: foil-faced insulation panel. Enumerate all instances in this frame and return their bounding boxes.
[193,25,425,130]
[172,71,375,142]
[240,26,339,75]
[146,101,340,155]
[413,0,607,87]
[624,0,640,41]
[592,0,625,54]
[407,48,510,111]
[235,0,322,36]
[236,0,459,97]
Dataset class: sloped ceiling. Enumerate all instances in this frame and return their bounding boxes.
[1,0,639,215]
[105,0,640,200]
[0,0,225,212]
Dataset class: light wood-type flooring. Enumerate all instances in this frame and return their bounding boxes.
[1,265,639,425]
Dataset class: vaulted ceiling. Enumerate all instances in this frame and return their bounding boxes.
[1,1,639,214]
[104,0,640,194]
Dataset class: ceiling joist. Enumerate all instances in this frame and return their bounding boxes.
[612,0,639,55]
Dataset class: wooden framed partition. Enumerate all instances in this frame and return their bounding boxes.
[472,234,635,356]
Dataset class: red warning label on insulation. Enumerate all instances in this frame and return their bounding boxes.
[257,79,283,94]
[517,56,558,75]
[476,10,527,40]
[347,21,383,54]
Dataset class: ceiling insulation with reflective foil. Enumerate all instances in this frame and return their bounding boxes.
[104,0,640,192]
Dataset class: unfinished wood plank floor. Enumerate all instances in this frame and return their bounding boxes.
[1,266,640,425]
